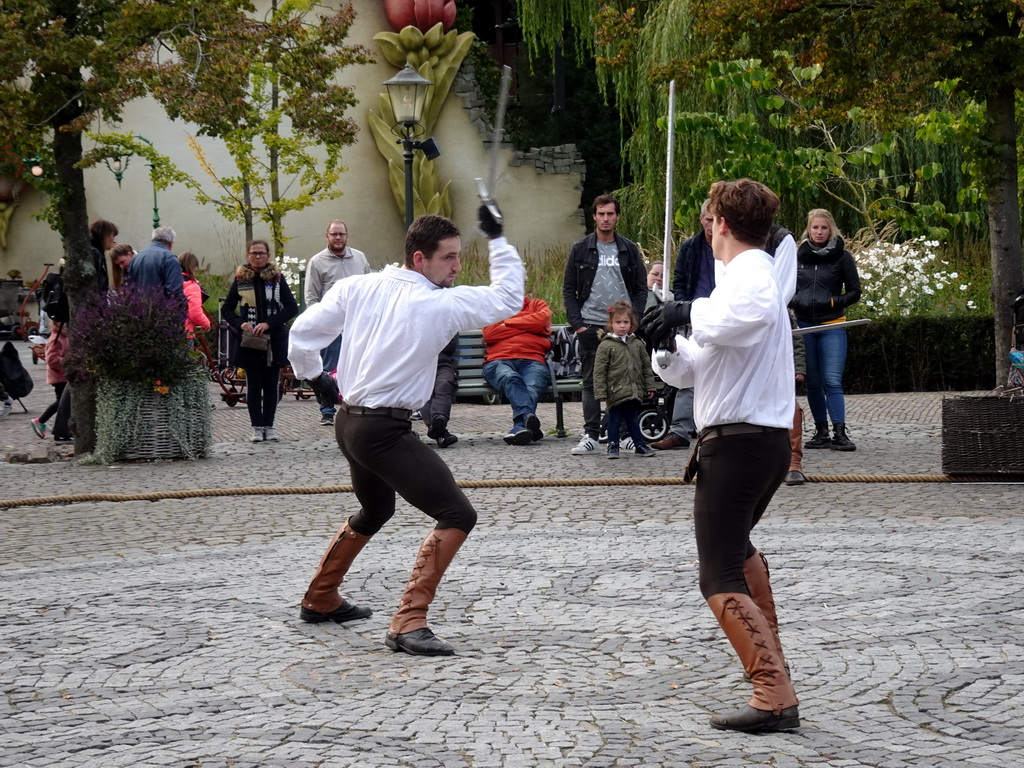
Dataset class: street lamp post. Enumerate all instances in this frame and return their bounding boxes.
[384,65,442,228]
[104,136,161,229]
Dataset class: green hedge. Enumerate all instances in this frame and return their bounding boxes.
[842,315,995,393]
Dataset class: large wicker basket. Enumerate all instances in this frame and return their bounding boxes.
[95,378,211,463]
[941,394,1024,476]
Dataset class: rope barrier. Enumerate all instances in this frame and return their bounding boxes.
[0,473,1015,510]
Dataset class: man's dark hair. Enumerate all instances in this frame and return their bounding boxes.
[405,214,461,267]
[707,179,780,248]
[592,194,620,215]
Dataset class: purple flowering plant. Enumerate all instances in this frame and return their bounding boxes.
[66,285,195,389]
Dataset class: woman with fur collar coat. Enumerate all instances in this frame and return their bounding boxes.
[222,240,298,442]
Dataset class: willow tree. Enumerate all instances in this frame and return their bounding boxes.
[516,0,983,243]
[689,0,1023,386]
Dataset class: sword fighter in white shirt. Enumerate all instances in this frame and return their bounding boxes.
[641,179,800,733]
[288,208,522,657]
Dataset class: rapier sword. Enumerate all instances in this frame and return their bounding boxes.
[475,65,512,223]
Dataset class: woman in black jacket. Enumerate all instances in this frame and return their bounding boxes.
[222,240,298,442]
[791,209,861,451]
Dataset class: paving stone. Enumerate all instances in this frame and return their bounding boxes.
[1,340,1023,766]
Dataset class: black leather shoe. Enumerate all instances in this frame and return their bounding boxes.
[427,415,448,440]
[299,599,372,624]
[785,470,806,486]
[385,627,455,656]
[436,433,458,448]
[710,704,800,732]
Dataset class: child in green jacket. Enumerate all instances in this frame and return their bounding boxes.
[594,300,658,459]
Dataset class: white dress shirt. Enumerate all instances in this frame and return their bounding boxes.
[289,237,524,410]
[656,248,794,430]
[714,233,796,304]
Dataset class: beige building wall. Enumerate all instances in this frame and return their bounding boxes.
[0,1,583,289]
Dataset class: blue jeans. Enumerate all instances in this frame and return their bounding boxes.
[606,400,647,449]
[318,333,343,415]
[482,358,551,424]
[800,321,847,424]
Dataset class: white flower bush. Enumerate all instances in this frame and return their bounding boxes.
[277,253,305,291]
[853,237,980,317]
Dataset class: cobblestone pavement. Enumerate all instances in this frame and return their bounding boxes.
[1,340,1022,767]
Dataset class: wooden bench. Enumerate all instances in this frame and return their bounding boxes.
[453,326,581,438]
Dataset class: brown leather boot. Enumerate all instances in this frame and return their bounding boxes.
[706,592,800,732]
[785,402,806,485]
[299,519,373,623]
[385,527,468,656]
[743,552,787,673]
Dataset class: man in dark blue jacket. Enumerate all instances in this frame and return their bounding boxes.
[652,201,715,450]
[127,226,185,304]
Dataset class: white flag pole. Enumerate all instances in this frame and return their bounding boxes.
[655,81,676,370]
[661,80,676,303]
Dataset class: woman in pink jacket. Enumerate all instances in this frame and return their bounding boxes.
[179,251,211,340]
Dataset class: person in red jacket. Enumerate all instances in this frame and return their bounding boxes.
[482,293,552,445]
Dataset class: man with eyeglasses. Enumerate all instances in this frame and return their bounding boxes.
[304,220,372,426]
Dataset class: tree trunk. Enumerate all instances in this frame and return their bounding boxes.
[52,111,99,455]
[984,85,1023,387]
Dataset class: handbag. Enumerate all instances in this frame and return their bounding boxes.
[239,329,272,364]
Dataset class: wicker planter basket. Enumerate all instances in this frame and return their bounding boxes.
[95,378,211,463]
[941,394,1024,476]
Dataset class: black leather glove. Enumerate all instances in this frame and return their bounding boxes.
[639,300,691,349]
[307,372,339,407]
[478,204,503,238]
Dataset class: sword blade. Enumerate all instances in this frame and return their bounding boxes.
[475,65,512,221]
[792,318,871,336]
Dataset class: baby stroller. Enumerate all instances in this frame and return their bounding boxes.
[597,383,673,444]
[0,280,21,338]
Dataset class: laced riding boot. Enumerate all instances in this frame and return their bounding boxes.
[706,593,800,733]
[386,528,468,656]
[743,552,789,676]
[785,403,806,485]
[299,519,373,623]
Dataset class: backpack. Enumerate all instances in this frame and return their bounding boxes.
[550,326,581,379]
[42,271,69,323]
[0,341,34,399]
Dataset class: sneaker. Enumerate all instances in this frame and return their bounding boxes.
[503,424,533,446]
[31,418,47,439]
[525,413,543,442]
[571,435,599,455]
[607,445,620,459]
[635,444,656,457]
[54,436,74,445]
[621,437,635,451]
[0,398,11,417]
[264,427,279,442]
[250,427,264,442]
[320,413,334,427]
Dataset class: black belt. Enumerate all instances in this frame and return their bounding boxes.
[699,423,787,442]
[684,423,786,483]
[339,402,412,420]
